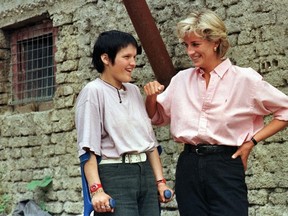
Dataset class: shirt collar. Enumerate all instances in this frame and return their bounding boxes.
[213,58,232,78]
[196,58,232,78]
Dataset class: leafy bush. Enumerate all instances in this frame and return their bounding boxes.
[0,194,11,214]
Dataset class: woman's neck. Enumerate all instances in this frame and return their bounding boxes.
[99,76,123,90]
[201,58,223,74]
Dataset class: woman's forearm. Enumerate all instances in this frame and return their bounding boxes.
[253,119,288,143]
[145,95,158,119]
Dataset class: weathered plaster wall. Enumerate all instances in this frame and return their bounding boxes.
[0,0,287,215]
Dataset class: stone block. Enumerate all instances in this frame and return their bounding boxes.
[52,13,73,27]
[63,201,83,214]
[45,201,63,214]
[256,205,288,216]
[248,189,268,205]
[269,190,288,205]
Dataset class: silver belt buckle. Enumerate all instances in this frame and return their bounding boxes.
[127,154,138,163]
[125,153,146,163]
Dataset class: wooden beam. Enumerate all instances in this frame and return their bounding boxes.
[123,0,176,87]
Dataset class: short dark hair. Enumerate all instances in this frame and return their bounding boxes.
[92,30,142,73]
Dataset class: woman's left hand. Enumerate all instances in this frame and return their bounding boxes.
[232,141,254,171]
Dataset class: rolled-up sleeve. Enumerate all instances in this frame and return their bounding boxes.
[151,102,170,126]
[253,79,288,121]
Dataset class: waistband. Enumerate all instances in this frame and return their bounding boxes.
[99,152,147,165]
[184,144,238,156]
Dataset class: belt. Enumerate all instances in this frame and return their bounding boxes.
[184,144,238,156]
[99,152,147,165]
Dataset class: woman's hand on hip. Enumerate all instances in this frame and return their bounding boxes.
[232,141,254,171]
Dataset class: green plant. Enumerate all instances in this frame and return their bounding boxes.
[39,201,48,212]
[26,176,53,212]
[27,176,53,191]
[0,165,11,214]
[0,194,11,214]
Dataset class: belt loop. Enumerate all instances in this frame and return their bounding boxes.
[122,153,126,163]
[184,144,191,152]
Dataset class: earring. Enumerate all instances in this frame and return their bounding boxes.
[214,47,217,52]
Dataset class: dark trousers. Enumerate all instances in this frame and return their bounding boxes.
[95,161,160,216]
[175,148,248,216]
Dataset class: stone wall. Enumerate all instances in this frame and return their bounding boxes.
[0,0,287,215]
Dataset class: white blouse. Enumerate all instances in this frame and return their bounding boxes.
[75,78,158,158]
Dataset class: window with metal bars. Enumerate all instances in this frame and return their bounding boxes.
[10,20,57,105]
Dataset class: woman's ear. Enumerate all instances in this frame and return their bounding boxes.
[214,40,221,49]
[101,53,110,65]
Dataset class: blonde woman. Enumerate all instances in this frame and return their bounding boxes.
[144,10,288,216]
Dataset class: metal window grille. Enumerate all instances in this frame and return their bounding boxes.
[10,21,57,105]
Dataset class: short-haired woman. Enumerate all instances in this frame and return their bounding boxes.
[76,30,173,216]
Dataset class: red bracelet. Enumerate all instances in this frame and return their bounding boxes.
[89,183,102,193]
[156,178,166,185]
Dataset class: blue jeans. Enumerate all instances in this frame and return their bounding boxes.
[175,149,248,216]
[95,161,160,216]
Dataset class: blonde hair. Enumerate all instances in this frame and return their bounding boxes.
[177,9,230,58]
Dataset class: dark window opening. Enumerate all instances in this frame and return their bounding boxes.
[10,21,57,105]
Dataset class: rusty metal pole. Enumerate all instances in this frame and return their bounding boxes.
[122,0,176,87]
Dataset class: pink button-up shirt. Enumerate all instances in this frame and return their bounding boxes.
[152,58,288,146]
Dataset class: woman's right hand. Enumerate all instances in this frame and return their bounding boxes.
[91,189,114,213]
[157,183,174,203]
[144,81,165,96]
